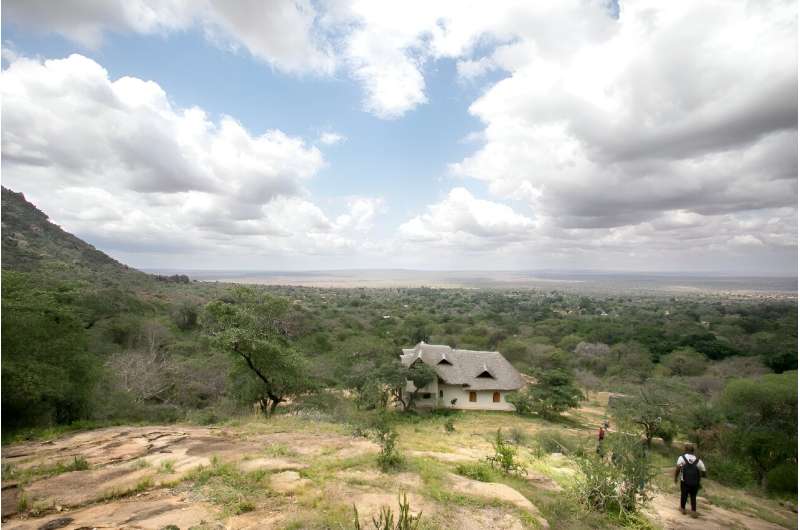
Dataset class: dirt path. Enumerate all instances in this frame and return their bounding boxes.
[645,492,791,530]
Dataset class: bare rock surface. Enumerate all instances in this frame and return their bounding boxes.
[238,457,307,472]
[448,506,528,530]
[3,493,216,530]
[270,470,311,494]
[446,473,550,529]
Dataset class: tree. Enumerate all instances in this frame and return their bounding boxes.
[659,348,707,377]
[202,287,312,415]
[718,371,797,486]
[2,271,98,429]
[606,342,654,383]
[508,351,582,418]
[612,378,699,446]
[368,360,437,411]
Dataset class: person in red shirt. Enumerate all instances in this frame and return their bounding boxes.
[596,424,606,454]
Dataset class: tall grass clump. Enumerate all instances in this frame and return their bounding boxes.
[353,492,422,530]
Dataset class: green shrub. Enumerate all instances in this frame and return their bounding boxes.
[766,463,797,494]
[455,462,494,482]
[484,429,526,476]
[443,419,455,433]
[373,417,403,471]
[704,453,755,488]
[572,434,655,517]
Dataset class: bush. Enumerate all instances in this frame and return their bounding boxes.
[704,453,756,488]
[484,429,526,476]
[374,416,403,471]
[455,462,494,482]
[572,434,655,517]
[766,463,797,494]
[443,419,455,433]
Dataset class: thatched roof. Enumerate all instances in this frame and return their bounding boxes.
[400,342,524,391]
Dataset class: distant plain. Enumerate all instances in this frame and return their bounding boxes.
[145,269,798,298]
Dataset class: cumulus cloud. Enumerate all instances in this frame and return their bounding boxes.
[335,197,385,232]
[1,53,383,264]
[3,0,336,74]
[450,1,797,229]
[398,188,535,249]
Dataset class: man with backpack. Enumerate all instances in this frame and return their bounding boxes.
[674,443,706,517]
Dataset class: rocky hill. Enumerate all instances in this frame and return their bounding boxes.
[1,187,145,281]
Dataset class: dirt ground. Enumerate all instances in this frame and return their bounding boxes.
[1,403,795,530]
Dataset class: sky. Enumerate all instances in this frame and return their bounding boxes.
[1,0,797,274]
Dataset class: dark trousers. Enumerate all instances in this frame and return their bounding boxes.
[680,482,699,511]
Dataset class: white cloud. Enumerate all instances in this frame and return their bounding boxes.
[1,53,383,263]
[335,197,385,232]
[3,0,336,74]
[319,131,347,145]
[398,188,535,248]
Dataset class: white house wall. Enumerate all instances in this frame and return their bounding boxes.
[408,383,516,412]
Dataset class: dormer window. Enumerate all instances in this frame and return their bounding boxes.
[438,358,453,366]
[476,362,495,379]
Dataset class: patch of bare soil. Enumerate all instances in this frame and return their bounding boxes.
[645,492,790,530]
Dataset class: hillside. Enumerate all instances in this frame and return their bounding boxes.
[1,187,145,281]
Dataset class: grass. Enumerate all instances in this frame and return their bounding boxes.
[3,455,90,485]
[2,419,147,444]
[159,459,176,474]
[186,456,272,516]
[101,476,155,502]
[701,481,798,529]
[263,442,297,457]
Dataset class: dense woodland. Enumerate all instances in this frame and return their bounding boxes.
[2,187,797,497]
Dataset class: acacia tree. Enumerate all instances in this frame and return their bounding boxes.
[509,350,582,418]
[612,378,699,446]
[719,372,797,486]
[372,360,437,411]
[203,287,311,415]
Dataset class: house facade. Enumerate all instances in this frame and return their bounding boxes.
[400,342,525,411]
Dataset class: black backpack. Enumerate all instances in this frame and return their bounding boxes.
[682,454,701,486]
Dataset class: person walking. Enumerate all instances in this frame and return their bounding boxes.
[596,424,606,454]
[674,443,706,517]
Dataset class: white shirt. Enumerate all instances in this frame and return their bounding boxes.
[677,453,706,482]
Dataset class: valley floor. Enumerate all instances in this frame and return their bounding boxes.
[2,395,796,529]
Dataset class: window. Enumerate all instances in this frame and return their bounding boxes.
[476,370,495,379]
[469,391,477,402]
[422,392,431,399]
[438,359,453,365]
[439,390,443,398]
[493,392,501,403]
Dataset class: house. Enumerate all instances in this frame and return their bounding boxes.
[399,342,525,411]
